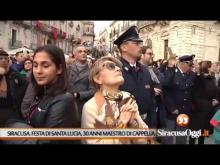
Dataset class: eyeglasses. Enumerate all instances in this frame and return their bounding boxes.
[146,52,154,56]
[24,61,32,65]
[102,62,122,71]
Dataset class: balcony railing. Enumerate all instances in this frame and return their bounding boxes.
[43,24,53,33]
[30,42,37,50]
[9,39,22,49]
[22,21,32,28]
[23,21,32,26]
[83,31,95,36]
[13,21,23,24]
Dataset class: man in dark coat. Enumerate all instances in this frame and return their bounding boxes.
[114,26,155,127]
[0,49,28,127]
[139,45,165,129]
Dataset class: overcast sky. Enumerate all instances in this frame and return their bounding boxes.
[94,21,112,36]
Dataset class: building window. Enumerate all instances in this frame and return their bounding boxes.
[146,39,152,48]
[118,24,120,33]
[69,21,74,28]
[219,46,220,61]
[209,27,213,34]
[65,40,67,52]
[192,26,196,35]
[87,27,90,32]
[47,39,51,45]
[176,31,179,36]
[164,39,168,60]
[46,21,49,26]
[12,29,16,46]
[76,25,80,31]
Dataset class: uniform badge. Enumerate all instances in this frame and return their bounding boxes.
[14,79,18,84]
[124,66,129,71]
[38,108,46,112]
[144,85,150,89]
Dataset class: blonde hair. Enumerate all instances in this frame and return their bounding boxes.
[89,56,123,89]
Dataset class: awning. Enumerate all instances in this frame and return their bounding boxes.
[7,47,34,55]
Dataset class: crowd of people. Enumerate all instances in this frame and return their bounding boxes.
[0,25,220,144]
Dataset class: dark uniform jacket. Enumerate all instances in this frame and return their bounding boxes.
[163,67,196,120]
[119,58,155,115]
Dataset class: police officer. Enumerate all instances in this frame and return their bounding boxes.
[114,26,155,127]
[163,55,196,144]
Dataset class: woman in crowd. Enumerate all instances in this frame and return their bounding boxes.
[190,61,220,144]
[5,45,79,144]
[87,55,95,68]
[29,45,79,125]
[81,56,151,144]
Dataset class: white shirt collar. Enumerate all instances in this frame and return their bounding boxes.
[130,62,137,68]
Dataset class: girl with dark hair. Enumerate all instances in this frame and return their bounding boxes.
[5,45,79,144]
[29,45,79,128]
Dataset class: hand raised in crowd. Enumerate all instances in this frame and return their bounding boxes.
[168,57,177,68]
[172,109,179,115]
[212,99,219,107]
[119,98,137,125]
[154,88,162,96]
